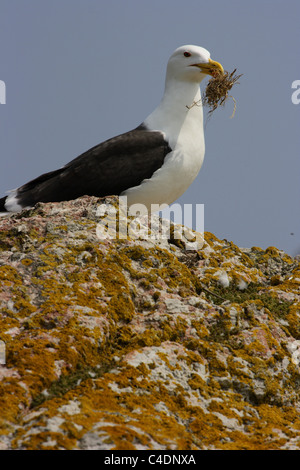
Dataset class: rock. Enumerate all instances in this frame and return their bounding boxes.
[0,195,300,450]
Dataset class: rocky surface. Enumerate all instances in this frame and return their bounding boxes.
[0,195,300,450]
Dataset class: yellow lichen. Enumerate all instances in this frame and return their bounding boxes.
[1,199,300,450]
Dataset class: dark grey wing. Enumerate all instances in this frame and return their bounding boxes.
[0,196,7,211]
[13,124,172,208]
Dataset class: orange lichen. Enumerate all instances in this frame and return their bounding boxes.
[1,198,300,450]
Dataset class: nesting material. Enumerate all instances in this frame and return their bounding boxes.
[202,69,242,117]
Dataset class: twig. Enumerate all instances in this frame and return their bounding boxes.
[198,283,228,302]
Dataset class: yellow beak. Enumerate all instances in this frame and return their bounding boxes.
[192,58,224,76]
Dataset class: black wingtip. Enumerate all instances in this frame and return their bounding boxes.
[0,196,8,212]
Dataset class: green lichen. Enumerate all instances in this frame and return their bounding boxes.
[204,281,292,325]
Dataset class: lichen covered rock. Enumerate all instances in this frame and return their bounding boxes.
[0,196,300,450]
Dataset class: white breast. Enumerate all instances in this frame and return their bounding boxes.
[122,85,205,213]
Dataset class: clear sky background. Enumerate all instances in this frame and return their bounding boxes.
[0,0,299,255]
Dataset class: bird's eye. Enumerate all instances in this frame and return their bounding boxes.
[183,51,191,58]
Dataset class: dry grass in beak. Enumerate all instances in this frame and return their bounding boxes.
[202,69,243,117]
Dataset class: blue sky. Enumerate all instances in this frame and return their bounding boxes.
[0,0,299,255]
